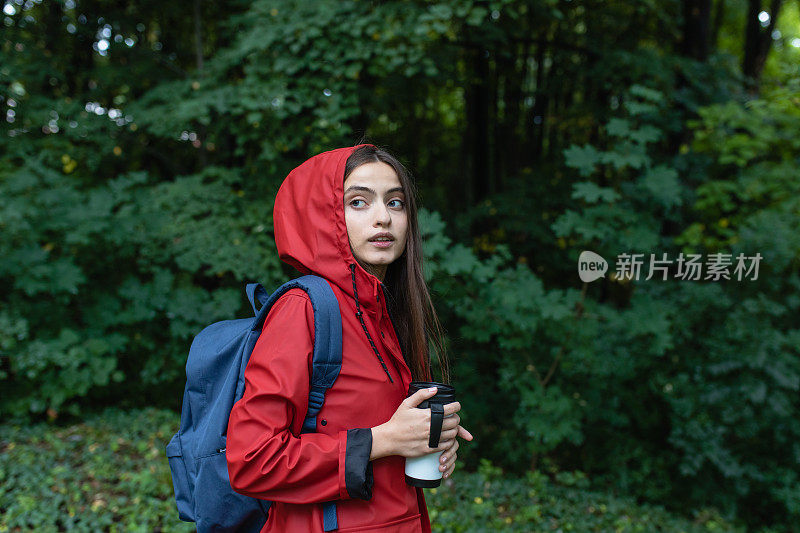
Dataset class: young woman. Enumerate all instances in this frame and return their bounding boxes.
[226,143,473,532]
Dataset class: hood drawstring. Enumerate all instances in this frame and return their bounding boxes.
[350,263,394,383]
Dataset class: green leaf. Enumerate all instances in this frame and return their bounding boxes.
[571,181,621,204]
[563,144,601,177]
[639,165,683,207]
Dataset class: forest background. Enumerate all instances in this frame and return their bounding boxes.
[2,0,799,531]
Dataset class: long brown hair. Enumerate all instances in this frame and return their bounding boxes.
[344,143,450,383]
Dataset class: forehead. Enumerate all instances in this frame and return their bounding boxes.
[344,161,401,192]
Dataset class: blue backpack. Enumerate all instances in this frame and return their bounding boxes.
[166,275,343,532]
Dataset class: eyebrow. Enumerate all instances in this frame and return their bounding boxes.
[344,185,405,196]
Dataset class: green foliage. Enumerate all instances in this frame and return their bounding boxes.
[555,83,677,253]
[665,82,800,525]
[2,0,527,419]
[428,459,742,532]
[682,78,800,257]
[0,408,193,532]
[0,409,741,532]
[548,74,800,529]
[421,208,586,466]
[0,148,284,416]
[2,0,800,530]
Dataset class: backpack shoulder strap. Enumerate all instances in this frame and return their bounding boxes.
[244,275,342,432]
[243,275,343,532]
[294,274,342,434]
[282,275,342,533]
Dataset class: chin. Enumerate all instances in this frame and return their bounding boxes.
[364,254,396,265]
[358,249,399,266]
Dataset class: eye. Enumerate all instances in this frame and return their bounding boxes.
[349,199,366,208]
[388,199,405,209]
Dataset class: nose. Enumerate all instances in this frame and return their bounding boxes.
[374,202,392,226]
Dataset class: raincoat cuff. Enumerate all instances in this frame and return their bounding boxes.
[342,428,374,500]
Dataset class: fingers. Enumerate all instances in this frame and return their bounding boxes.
[443,460,456,478]
[441,414,460,431]
[437,427,459,443]
[434,438,455,452]
[440,444,458,477]
[443,401,462,417]
[457,425,474,441]
[441,439,459,458]
[404,387,438,408]
[431,424,472,452]
[441,452,456,472]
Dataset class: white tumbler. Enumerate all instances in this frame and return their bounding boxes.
[404,381,456,488]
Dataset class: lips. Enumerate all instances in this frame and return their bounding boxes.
[368,233,394,242]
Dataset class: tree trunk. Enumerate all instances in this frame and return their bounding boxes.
[468,47,491,204]
[193,0,208,168]
[711,0,725,51]
[742,0,782,92]
[530,40,548,159]
[680,0,712,61]
[496,42,526,195]
[193,0,204,72]
[492,53,502,196]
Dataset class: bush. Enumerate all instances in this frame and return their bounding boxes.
[427,459,743,532]
[0,408,192,532]
[0,408,742,532]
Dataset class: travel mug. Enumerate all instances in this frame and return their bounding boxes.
[404,381,457,488]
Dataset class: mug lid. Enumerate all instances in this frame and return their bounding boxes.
[407,381,456,403]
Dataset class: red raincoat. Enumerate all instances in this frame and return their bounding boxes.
[226,145,432,532]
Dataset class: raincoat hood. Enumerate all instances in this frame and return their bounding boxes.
[273,144,385,316]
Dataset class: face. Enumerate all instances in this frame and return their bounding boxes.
[343,161,408,282]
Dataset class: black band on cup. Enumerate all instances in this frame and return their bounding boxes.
[405,475,441,488]
[429,402,444,448]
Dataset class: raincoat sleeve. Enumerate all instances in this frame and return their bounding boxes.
[226,290,374,504]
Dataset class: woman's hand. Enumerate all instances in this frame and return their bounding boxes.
[438,424,473,478]
[370,387,472,462]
